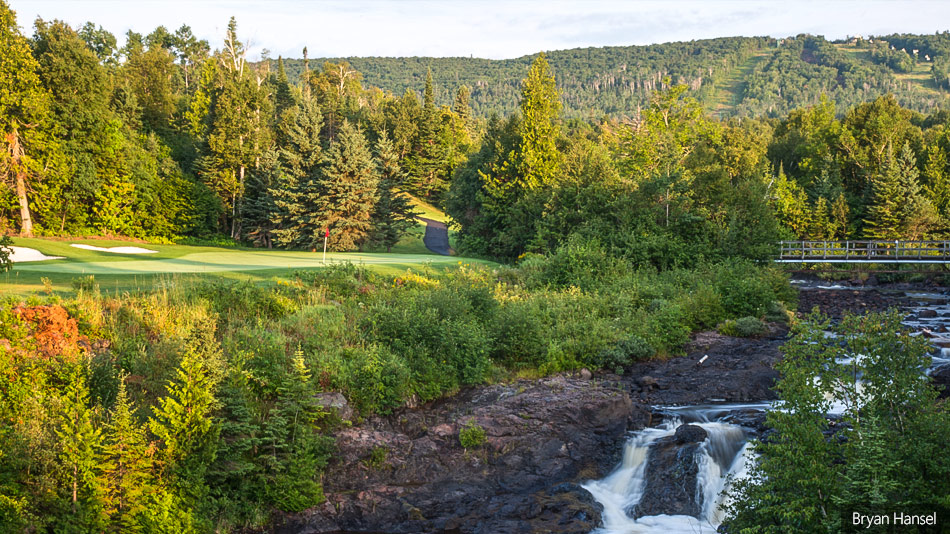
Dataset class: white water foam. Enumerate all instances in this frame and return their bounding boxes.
[583,415,756,534]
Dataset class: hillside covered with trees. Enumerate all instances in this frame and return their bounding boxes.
[276,32,950,120]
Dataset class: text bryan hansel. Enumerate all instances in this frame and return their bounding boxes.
[853,511,938,528]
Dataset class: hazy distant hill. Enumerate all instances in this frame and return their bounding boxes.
[270,33,950,119]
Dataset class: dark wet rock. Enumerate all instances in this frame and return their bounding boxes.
[277,377,642,533]
[638,375,659,389]
[723,409,769,434]
[797,288,898,319]
[674,424,708,444]
[632,431,704,518]
[931,366,950,399]
[920,309,939,318]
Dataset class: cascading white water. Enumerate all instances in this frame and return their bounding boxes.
[582,409,758,534]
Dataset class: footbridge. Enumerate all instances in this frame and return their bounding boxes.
[777,240,950,264]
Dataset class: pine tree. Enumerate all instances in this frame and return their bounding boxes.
[809,196,832,239]
[56,369,106,528]
[0,0,53,237]
[406,68,447,198]
[518,52,562,189]
[149,350,219,514]
[101,381,156,532]
[259,351,332,512]
[370,130,420,252]
[270,97,324,248]
[241,148,281,248]
[453,85,473,136]
[924,144,950,218]
[313,120,380,251]
[274,56,295,118]
[831,193,851,239]
[895,141,937,239]
[863,144,902,239]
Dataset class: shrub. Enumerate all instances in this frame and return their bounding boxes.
[71,275,98,292]
[718,316,767,337]
[595,335,655,372]
[362,446,388,469]
[197,280,297,322]
[764,301,792,324]
[459,420,486,449]
[0,235,12,272]
[294,264,377,300]
[643,303,691,353]
[343,345,411,415]
[520,236,630,292]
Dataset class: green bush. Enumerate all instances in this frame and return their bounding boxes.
[520,236,630,292]
[294,264,377,300]
[71,275,98,292]
[343,345,411,415]
[0,235,12,273]
[458,420,487,449]
[718,316,768,337]
[644,303,691,353]
[198,280,297,322]
[595,334,655,372]
[764,301,792,324]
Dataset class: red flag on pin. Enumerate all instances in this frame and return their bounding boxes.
[325,227,330,237]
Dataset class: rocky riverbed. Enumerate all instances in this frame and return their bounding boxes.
[274,282,948,534]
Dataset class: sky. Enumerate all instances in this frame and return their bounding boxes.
[9,0,950,61]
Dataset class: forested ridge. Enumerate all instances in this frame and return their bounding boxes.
[3,2,950,532]
[275,32,950,120]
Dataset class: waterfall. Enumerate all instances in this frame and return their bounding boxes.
[582,407,760,534]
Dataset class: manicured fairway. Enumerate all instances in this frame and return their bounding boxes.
[1,237,494,296]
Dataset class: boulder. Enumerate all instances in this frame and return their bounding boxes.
[631,428,705,518]
[638,375,659,389]
[674,424,708,444]
[931,366,950,399]
[919,309,939,318]
[314,392,353,421]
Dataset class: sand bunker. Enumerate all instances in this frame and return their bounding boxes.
[8,246,65,262]
[70,244,157,254]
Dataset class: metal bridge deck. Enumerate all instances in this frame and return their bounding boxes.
[777,240,950,264]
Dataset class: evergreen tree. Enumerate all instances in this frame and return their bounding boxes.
[55,369,105,529]
[274,56,295,118]
[863,144,902,239]
[518,53,562,189]
[453,85,473,136]
[406,68,447,199]
[259,351,332,512]
[149,350,219,518]
[370,130,420,251]
[241,148,281,248]
[270,96,324,248]
[101,381,157,532]
[924,143,950,219]
[809,196,833,239]
[314,120,380,251]
[895,141,937,238]
[0,0,52,237]
[831,193,851,239]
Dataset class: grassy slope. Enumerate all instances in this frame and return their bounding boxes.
[360,193,456,255]
[2,237,493,297]
[709,51,773,115]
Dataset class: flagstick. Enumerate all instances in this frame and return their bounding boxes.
[323,234,327,264]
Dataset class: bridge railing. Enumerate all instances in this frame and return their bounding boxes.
[777,240,950,263]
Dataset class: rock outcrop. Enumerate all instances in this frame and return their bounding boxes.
[276,376,648,534]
